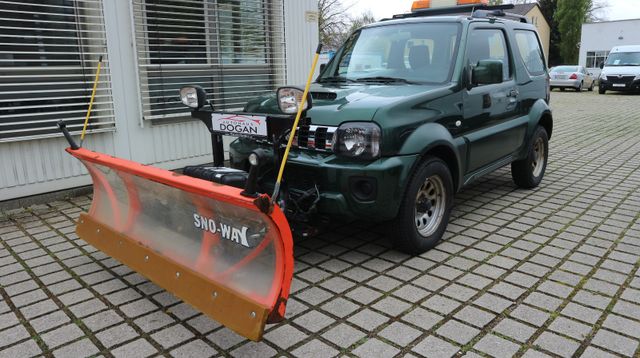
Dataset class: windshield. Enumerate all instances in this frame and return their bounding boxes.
[605,52,640,66]
[551,66,578,72]
[319,23,461,84]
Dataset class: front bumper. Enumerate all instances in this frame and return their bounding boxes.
[599,78,640,91]
[549,79,581,88]
[230,138,419,221]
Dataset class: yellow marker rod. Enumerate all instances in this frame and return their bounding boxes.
[80,55,103,147]
[272,44,323,203]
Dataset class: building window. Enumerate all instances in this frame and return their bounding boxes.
[586,51,609,69]
[0,0,115,142]
[132,0,286,121]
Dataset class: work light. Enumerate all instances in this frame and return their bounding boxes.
[179,85,208,109]
[277,87,311,114]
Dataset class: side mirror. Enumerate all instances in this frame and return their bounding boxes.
[471,60,503,86]
[599,63,604,69]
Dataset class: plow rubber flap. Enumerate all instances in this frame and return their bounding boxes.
[67,148,293,341]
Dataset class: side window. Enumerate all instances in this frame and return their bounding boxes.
[514,30,546,75]
[468,29,511,82]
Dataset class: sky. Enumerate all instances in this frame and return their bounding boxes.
[346,0,640,22]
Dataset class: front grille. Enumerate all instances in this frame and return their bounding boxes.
[607,75,635,84]
[293,125,337,151]
[255,125,337,152]
[285,168,317,190]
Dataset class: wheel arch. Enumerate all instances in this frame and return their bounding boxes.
[398,122,464,193]
[538,111,553,139]
[527,99,553,140]
[421,145,461,193]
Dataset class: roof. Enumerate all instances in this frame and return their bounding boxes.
[509,3,538,16]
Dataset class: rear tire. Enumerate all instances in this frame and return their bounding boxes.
[560,87,565,92]
[393,157,453,255]
[576,82,583,92]
[511,126,549,189]
[588,82,594,91]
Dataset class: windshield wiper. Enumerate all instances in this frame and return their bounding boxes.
[318,76,356,83]
[355,76,417,84]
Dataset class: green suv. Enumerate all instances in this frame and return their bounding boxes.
[186,4,552,254]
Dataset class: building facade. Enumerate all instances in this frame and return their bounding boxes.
[0,0,318,202]
[579,19,640,78]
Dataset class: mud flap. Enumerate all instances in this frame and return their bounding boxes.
[67,148,293,341]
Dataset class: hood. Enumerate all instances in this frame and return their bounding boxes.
[243,83,446,126]
[601,66,640,77]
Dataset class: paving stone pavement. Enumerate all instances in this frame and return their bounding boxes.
[1,90,639,357]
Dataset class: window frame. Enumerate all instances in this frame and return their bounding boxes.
[132,0,284,122]
[465,26,514,84]
[586,50,609,69]
[0,0,115,142]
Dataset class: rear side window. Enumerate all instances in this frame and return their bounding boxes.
[514,30,546,75]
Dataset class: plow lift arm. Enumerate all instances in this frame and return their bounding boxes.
[58,45,322,341]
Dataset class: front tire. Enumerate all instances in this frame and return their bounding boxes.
[511,126,549,189]
[393,157,453,255]
[599,87,606,94]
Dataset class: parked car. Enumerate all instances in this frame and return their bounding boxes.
[549,66,595,92]
[598,45,640,94]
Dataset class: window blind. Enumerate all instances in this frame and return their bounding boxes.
[0,0,115,142]
[132,0,286,121]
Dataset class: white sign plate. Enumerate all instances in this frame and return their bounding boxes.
[612,83,626,87]
[211,113,268,137]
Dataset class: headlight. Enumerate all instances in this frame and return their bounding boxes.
[277,87,311,114]
[179,85,207,109]
[599,72,607,80]
[333,122,381,160]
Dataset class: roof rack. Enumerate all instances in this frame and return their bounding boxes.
[386,3,529,24]
[473,9,529,23]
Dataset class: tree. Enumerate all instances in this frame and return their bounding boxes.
[584,0,608,22]
[537,0,561,66]
[555,0,589,64]
[318,0,352,49]
[348,11,376,32]
[334,11,376,44]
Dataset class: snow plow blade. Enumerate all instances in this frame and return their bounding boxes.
[67,147,293,341]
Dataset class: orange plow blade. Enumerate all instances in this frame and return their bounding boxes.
[67,148,293,341]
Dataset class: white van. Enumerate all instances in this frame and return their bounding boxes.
[598,45,640,94]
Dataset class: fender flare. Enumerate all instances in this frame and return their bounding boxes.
[397,122,464,191]
[519,99,553,158]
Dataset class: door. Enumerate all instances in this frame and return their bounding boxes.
[582,67,594,87]
[462,27,525,173]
